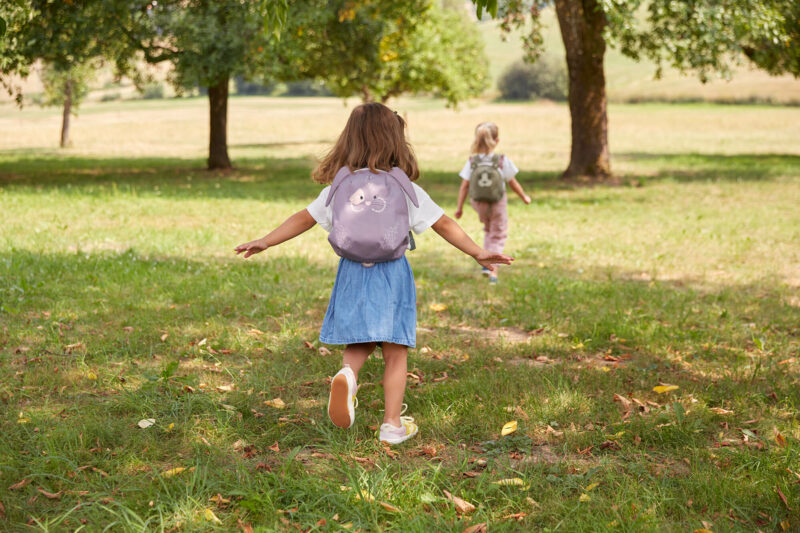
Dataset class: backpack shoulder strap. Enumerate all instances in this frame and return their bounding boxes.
[325,166,354,207]
[491,154,504,169]
[470,156,480,170]
[386,167,419,208]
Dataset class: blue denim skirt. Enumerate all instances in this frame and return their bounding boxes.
[319,256,416,347]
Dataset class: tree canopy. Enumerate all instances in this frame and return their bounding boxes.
[471,0,799,180]
[265,0,489,106]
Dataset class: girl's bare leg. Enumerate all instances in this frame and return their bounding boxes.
[342,342,377,380]
[381,342,408,427]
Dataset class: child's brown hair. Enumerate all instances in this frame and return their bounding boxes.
[312,102,420,184]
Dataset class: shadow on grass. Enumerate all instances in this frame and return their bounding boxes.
[616,152,800,183]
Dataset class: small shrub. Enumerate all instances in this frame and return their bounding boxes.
[100,92,122,102]
[234,76,274,95]
[282,80,332,97]
[139,82,165,100]
[497,57,567,101]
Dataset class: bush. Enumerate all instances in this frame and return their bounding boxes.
[139,82,165,100]
[100,92,121,102]
[282,80,332,97]
[497,57,567,101]
[234,76,274,95]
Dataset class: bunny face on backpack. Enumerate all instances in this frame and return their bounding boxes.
[347,184,387,213]
[325,167,419,265]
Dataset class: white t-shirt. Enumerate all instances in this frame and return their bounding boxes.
[306,181,445,235]
[459,153,519,188]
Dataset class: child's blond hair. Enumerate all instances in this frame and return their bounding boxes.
[470,122,499,155]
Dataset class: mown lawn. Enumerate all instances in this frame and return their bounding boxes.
[1,99,799,531]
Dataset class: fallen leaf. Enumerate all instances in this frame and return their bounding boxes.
[492,478,525,487]
[37,488,62,500]
[137,418,156,429]
[502,512,527,521]
[379,501,400,512]
[204,508,222,524]
[653,385,679,394]
[316,518,327,527]
[709,407,734,415]
[296,399,318,409]
[613,393,631,410]
[268,442,280,453]
[264,398,286,409]
[584,482,599,491]
[160,333,168,342]
[86,371,98,380]
[777,482,790,509]
[247,328,265,336]
[501,420,518,436]
[216,384,235,393]
[163,467,186,478]
[775,431,788,448]
[694,529,713,533]
[428,303,447,312]
[210,493,231,506]
[462,523,487,533]
[443,490,475,514]
[579,493,591,502]
[64,342,85,352]
[237,518,254,533]
[122,326,134,332]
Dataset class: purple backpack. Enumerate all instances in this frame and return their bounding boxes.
[325,166,419,264]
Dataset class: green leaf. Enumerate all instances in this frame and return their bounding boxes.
[0,16,6,37]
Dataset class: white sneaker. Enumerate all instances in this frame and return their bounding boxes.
[379,416,419,445]
[328,365,358,429]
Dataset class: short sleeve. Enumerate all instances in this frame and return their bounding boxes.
[408,183,445,234]
[458,160,472,181]
[306,186,333,232]
[500,156,519,181]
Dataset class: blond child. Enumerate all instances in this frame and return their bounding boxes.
[454,122,530,283]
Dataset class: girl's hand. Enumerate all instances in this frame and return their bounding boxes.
[474,249,513,269]
[234,238,269,258]
[522,194,531,205]
[454,208,463,219]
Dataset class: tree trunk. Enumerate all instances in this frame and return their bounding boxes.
[554,0,611,180]
[207,75,232,170]
[60,80,72,148]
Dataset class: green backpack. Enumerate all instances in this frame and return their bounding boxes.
[468,154,505,203]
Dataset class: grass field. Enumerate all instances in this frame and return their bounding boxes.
[1,97,800,531]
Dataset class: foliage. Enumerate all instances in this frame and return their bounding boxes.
[273,0,489,105]
[0,1,122,104]
[482,0,799,80]
[39,61,94,111]
[104,0,270,90]
[497,57,566,101]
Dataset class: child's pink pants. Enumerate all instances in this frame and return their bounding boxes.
[470,194,508,254]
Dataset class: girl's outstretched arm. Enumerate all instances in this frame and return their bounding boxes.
[431,215,513,269]
[454,180,470,219]
[235,208,317,258]
[508,178,531,204]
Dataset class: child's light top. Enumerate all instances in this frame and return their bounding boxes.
[307,171,444,235]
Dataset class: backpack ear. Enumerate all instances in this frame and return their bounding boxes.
[325,166,354,207]
[386,167,419,208]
